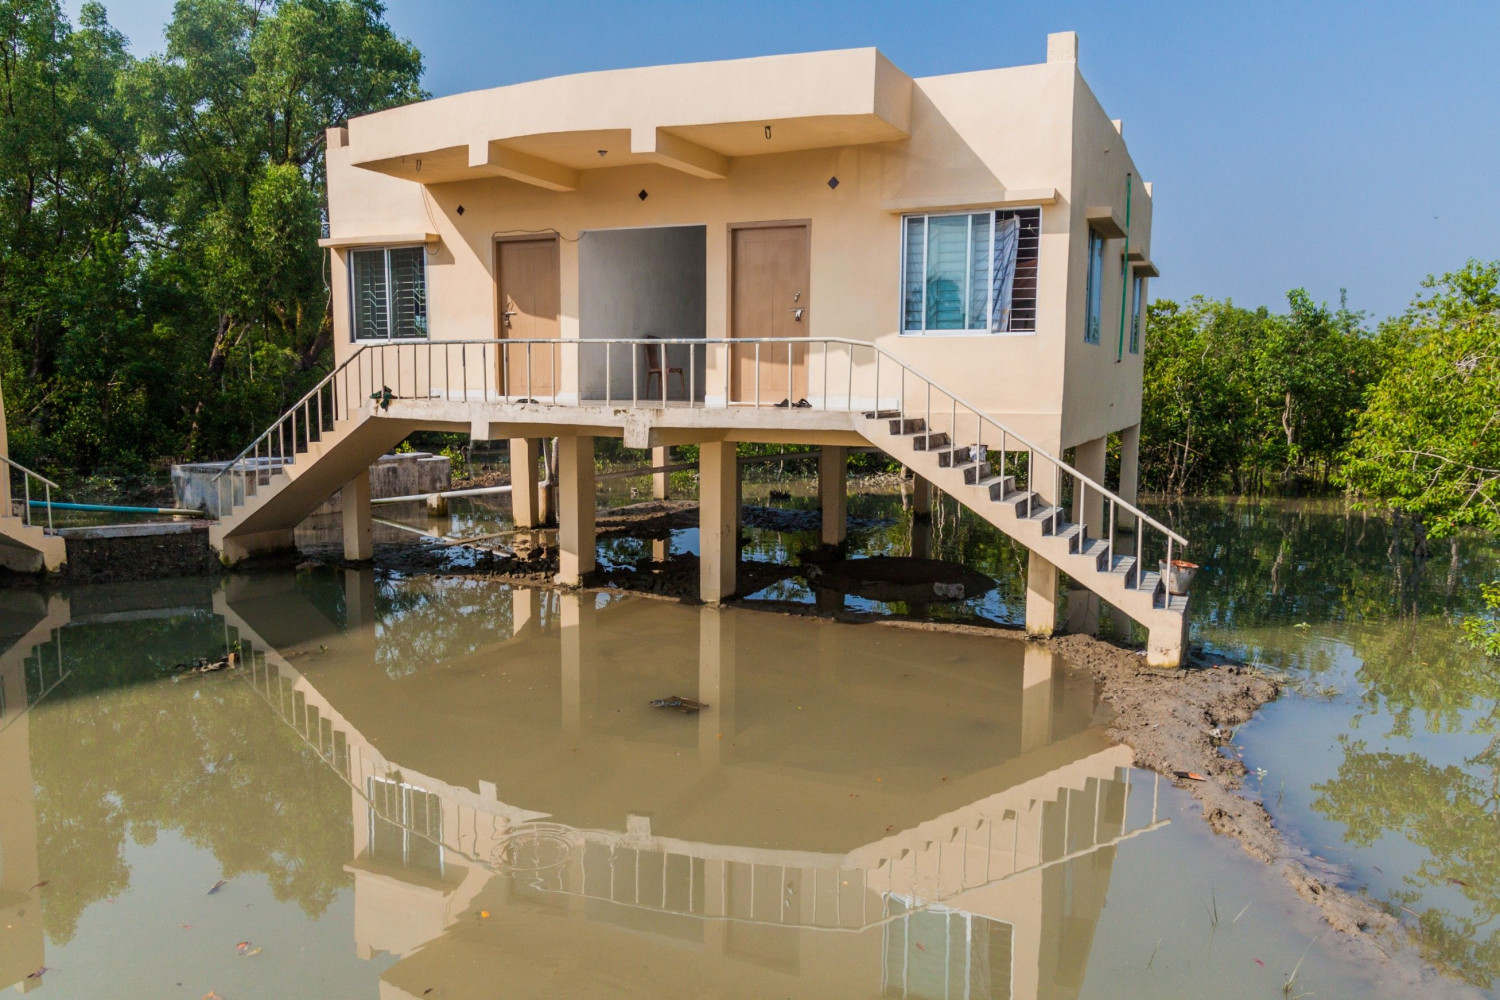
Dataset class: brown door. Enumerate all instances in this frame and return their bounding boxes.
[730,224,809,405]
[496,238,560,398]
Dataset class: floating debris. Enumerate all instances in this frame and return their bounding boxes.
[649,695,708,713]
[207,879,228,894]
[166,653,239,677]
[1172,771,1208,782]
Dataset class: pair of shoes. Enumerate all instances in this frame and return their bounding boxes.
[793,398,811,408]
[774,398,791,408]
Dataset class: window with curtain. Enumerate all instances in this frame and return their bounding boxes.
[901,207,1041,335]
[350,246,428,340]
[1130,273,1144,353]
[1084,230,1104,344]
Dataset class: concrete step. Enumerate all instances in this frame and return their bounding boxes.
[910,432,950,451]
[889,417,927,435]
[1055,522,1086,553]
[971,473,1015,500]
[1028,504,1063,533]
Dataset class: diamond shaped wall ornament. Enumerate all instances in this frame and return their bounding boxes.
[456,205,465,215]
[638,189,649,201]
[827,176,840,190]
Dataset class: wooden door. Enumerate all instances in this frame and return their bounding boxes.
[730,224,809,405]
[497,238,560,398]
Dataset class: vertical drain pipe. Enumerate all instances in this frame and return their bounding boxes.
[1116,172,1133,363]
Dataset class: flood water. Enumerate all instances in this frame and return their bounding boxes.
[1,486,1496,998]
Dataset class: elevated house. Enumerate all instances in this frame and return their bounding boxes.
[201,32,1188,663]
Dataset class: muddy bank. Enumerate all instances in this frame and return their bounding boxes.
[1040,633,1403,955]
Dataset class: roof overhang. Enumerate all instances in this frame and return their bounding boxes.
[344,49,913,189]
[318,232,440,249]
[1085,206,1126,239]
[1127,247,1159,277]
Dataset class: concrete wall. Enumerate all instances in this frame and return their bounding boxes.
[578,225,707,402]
[174,453,450,517]
[324,37,1154,453]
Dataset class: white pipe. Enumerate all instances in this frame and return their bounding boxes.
[370,480,550,505]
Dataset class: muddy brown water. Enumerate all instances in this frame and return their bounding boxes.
[0,486,1495,998]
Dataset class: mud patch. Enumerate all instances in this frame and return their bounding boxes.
[1041,632,1402,953]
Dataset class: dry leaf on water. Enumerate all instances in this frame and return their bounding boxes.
[208,879,228,894]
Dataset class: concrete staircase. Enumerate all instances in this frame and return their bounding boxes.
[860,412,1189,663]
[0,516,66,573]
[208,403,417,563]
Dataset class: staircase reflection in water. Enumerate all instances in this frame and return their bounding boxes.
[210,570,1165,1000]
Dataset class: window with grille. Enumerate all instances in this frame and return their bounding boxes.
[1084,230,1104,344]
[350,246,428,341]
[901,207,1041,335]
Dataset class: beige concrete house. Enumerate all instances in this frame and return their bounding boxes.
[206,32,1189,663]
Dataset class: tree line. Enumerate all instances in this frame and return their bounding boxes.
[0,0,421,475]
[1140,262,1499,536]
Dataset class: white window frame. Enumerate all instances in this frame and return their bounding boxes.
[899,207,1041,338]
[349,244,429,343]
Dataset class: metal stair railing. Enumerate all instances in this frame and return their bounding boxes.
[207,337,1186,592]
[1,453,59,531]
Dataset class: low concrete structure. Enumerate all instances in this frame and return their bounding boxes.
[174,451,450,517]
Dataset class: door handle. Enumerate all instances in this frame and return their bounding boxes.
[791,308,805,321]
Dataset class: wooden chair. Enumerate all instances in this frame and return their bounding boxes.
[643,337,686,399]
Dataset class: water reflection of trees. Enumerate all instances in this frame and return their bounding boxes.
[373,576,521,677]
[27,616,352,944]
[1312,737,1500,987]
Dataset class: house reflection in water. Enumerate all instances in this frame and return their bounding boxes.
[217,570,1165,999]
[0,592,70,994]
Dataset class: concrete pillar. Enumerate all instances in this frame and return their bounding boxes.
[340,469,374,562]
[1071,435,1107,536]
[1069,436,1107,636]
[911,473,932,522]
[699,441,738,603]
[652,445,670,500]
[698,605,736,766]
[910,518,933,560]
[1025,551,1058,636]
[509,438,541,527]
[1117,422,1141,530]
[818,445,848,547]
[555,436,596,587]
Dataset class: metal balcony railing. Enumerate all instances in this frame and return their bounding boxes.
[211,337,1187,585]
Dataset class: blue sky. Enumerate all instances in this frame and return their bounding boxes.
[76,1,1499,321]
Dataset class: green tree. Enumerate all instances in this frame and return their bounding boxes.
[128,0,424,457]
[1340,260,1500,537]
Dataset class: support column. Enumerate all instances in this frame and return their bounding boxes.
[1025,551,1058,636]
[699,441,738,603]
[1117,423,1141,530]
[818,445,848,548]
[509,438,541,528]
[340,469,373,562]
[1071,436,1107,535]
[652,445,670,500]
[912,473,932,522]
[555,436,596,587]
[1068,436,1107,635]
